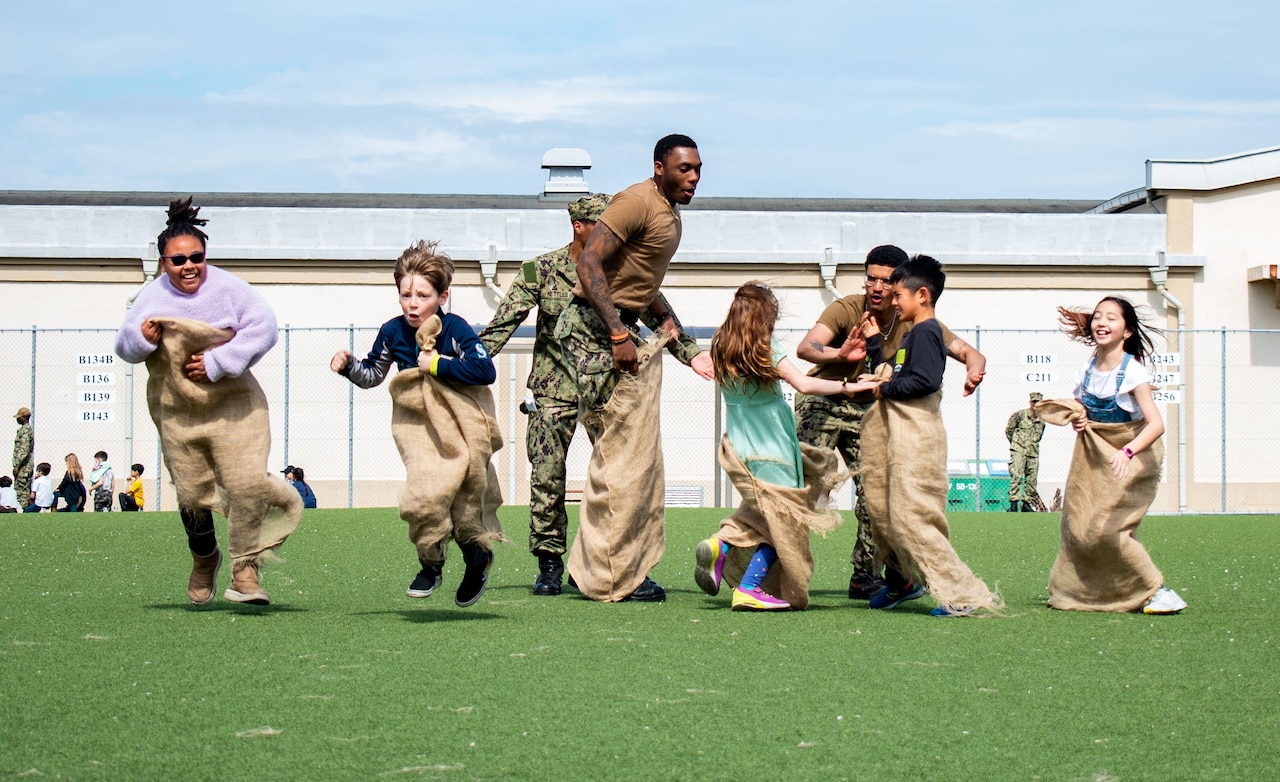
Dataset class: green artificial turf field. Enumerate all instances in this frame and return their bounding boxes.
[2,508,1277,781]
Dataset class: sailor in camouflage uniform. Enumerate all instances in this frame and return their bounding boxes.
[12,407,33,506]
[479,194,609,596]
[1005,391,1045,512]
[482,190,710,598]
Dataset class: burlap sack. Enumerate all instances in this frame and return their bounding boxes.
[144,317,301,564]
[567,334,668,602]
[1037,398,1164,612]
[861,388,1000,614]
[386,316,505,564]
[715,437,846,609]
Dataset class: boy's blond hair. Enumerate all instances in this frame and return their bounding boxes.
[394,240,454,293]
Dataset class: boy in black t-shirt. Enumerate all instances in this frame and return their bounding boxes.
[858,255,999,617]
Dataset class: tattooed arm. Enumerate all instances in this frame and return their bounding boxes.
[575,223,640,374]
[795,322,865,365]
[946,336,987,396]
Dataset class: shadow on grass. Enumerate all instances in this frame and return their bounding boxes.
[681,586,875,613]
[143,602,308,615]
[809,587,859,600]
[355,609,505,623]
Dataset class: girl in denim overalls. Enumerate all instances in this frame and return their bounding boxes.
[1051,297,1187,614]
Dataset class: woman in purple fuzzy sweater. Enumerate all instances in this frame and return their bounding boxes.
[115,197,297,607]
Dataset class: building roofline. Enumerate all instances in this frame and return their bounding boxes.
[1147,144,1280,191]
[0,190,558,210]
[1086,187,1151,214]
[0,190,1104,214]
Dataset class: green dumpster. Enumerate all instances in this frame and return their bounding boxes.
[977,477,1011,512]
[947,476,978,512]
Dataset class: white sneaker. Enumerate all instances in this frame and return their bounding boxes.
[1143,586,1187,615]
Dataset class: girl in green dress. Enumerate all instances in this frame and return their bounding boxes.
[695,282,867,610]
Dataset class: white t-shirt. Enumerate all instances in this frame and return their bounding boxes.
[31,474,54,508]
[1072,353,1152,420]
[0,485,18,509]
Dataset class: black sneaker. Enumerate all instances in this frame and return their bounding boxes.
[455,544,494,608]
[532,553,564,596]
[622,577,666,603]
[848,574,885,600]
[407,562,443,598]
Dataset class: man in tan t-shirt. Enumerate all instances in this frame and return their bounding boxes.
[553,134,714,603]
[795,245,987,599]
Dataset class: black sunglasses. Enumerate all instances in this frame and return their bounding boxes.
[162,252,206,267]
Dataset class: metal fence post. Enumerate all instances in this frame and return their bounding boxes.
[713,383,723,508]
[29,325,37,415]
[155,439,163,512]
[1221,326,1227,513]
[507,352,517,502]
[973,325,983,507]
[347,325,355,509]
[282,325,291,470]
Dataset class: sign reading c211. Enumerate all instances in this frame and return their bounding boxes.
[1021,353,1056,385]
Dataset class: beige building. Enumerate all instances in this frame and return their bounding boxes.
[1,145,1277,512]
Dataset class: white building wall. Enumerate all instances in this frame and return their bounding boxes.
[15,197,1280,512]
[1189,179,1280,330]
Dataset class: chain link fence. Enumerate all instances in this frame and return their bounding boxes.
[3,326,1276,514]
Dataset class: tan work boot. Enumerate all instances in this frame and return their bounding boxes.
[188,549,223,606]
[224,558,270,605]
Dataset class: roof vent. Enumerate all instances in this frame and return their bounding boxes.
[541,148,592,195]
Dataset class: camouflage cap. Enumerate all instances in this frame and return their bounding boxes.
[568,193,610,222]
[1029,392,1044,402]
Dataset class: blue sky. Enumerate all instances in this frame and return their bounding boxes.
[2,1,1276,200]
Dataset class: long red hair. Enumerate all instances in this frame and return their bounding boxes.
[711,282,780,387]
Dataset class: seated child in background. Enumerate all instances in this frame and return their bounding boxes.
[54,453,87,512]
[24,462,54,513]
[88,451,114,512]
[284,466,317,509]
[331,240,499,609]
[118,464,145,512]
[858,255,1000,617]
[0,475,19,512]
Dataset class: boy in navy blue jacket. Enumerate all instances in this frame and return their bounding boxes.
[331,240,498,607]
[331,251,495,389]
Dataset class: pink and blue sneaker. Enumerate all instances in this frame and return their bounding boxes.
[731,586,790,611]
[694,536,727,596]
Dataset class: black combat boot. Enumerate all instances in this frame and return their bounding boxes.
[532,552,564,596]
[1009,501,1019,512]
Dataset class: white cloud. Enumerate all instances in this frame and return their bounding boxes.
[205,71,698,124]
[925,119,1064,142]
[1137,98,1280,117]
